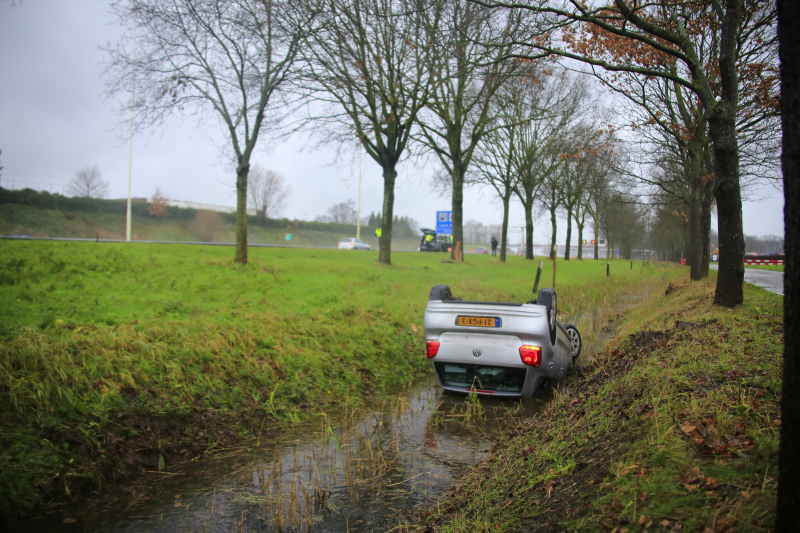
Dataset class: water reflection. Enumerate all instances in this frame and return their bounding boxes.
[14,375,552,533]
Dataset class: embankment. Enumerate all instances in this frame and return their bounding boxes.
[415,274,781,532]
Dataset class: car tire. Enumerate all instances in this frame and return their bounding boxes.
[563,323,582,360]
[429,284,454,301]
[536,288,557,345]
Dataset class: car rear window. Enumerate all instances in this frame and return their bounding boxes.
[434,363,526,393]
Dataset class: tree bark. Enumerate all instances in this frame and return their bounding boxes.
[707,0,745,307]
[500,193,511,262]
[380,166,397,265]
[576,222,584,259]
[701,188,712,278]
[550,208,558,260]
[688,193,703,280]
[593,221,600,260]
[234,162,250,264]
[451,167,465,262]
[563,208,572,260]
[777,0,800,528]
[524,197,534,260]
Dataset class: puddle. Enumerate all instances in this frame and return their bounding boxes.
[11,289,646,532]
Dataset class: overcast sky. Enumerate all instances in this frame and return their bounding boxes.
[0,1,785,245]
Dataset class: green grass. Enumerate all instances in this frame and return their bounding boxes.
[744,263,784,272]
[0,239,673,517]
[415,272,781,533]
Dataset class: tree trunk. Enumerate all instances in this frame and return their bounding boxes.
[777,1,800,528]
[451,167,465,262]
[689,193,703,280]
[707,0,744,307]
[500,193,511,262]
[524,198,534,260]
[379,166,397,265]
[576,218,584,260]
[234,162,250,264]
[550,208,558,260]
[593,218,600,260]
[701,189,712,277]
[563,207,572,260]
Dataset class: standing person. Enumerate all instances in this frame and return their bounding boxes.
[491,236,498,257]
[375,226,382,246]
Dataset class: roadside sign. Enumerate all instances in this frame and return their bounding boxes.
[285,233,292,241]
[436,211,452,234]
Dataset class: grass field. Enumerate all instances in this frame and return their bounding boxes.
[0,239,675,517]
[745,264,785,272]
[415,272,782,532]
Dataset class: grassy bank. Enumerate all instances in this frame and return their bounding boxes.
[744,264,784,272]
[0,239,677,518]
[414,273,781,532]
[0,203,424,251]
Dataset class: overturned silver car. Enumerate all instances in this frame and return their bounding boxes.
[423,280,581,399]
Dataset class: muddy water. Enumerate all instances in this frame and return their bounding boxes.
[14,374,557,533]
[14,290,639,533]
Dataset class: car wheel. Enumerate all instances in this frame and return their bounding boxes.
[536,288,557,345]
[429,284,454,301]
[563,323,582,360]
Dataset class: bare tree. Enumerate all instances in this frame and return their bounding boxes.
[66,166,109,198]
[316,199,358,225]
[474,0,767,306]
[299,0,440,265]
[247,165,290,219]
[512,69,588,260]
[416,0,528,261]
[104,0,316,264]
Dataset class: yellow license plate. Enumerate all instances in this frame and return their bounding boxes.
[457,316,500,328]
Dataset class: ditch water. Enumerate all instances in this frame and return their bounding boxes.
[13,288,647,533]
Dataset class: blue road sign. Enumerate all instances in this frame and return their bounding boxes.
[436,211,452,234]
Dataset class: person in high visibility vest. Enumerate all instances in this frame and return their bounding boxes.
[375,227,382,246]
[425,233,434,250]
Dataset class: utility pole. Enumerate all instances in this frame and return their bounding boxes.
[126,19,136,242]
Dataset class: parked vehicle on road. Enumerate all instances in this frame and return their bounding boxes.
[338,238,371,250]
[423,273,581,399]
[419,228,451,252]
[473,247,489,254]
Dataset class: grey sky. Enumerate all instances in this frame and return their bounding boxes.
[0,1,785,245]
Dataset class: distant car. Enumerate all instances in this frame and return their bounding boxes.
[473,247,489,254]
[338,238,370,250]
[517,248,527,256]
[419,228,451,252]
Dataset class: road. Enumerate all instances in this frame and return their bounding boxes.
[710,264,784,296]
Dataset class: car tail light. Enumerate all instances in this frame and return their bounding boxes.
[519,345,541,366]
[426,340,440,358]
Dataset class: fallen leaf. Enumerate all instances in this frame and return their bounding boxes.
[661,520,671,527]
[410,323,418,332]
[638,514,646,524]
[175,494,181,499]
[681,423,697,435]
[63,518,76,524]
[639,491,647,503]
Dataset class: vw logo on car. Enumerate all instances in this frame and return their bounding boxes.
[472,347,482,358]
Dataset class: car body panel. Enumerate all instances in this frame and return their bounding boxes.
[424,299,574,398]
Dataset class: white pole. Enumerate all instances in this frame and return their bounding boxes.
[357,142,362,239]
[126,20,136,242]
